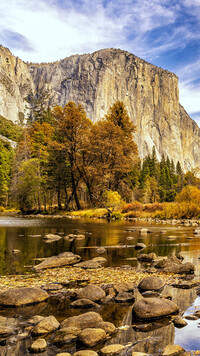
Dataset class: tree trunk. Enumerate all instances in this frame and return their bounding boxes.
[71,171,81,210]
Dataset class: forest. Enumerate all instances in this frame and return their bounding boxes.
[0,100,200,217]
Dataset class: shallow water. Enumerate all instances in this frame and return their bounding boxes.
[0,216,200,275]
[0,216,200,354]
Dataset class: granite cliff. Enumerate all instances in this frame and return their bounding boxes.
[0,45,199,171]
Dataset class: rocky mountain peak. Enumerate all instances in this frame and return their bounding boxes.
[0,45,199,171]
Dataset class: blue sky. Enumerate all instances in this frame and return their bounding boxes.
[0,0,200,124]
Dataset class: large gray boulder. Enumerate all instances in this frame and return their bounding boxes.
[60,312,103,330]
[0,287,48,306]
[76,284,106,301]
[34,251,81,270]
[132,297,179,320]
[138,276,165,292]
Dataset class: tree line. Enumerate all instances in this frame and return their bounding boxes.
[0,100,199,212]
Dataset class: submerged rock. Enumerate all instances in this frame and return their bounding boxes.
[132,297,179,320]
[0,287,48,306]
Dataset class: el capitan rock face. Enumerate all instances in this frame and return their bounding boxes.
[0,45,200,171]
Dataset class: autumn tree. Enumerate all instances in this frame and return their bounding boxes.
[77,101,138,203]
[53,102,92,210]
[0,140,13,206]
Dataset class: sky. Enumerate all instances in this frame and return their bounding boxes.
[0,0,200,125]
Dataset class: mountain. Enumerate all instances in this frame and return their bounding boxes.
[0,45,200,171]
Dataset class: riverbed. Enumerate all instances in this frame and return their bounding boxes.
[0,216,200,355]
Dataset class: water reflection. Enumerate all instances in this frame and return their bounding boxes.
[175,296,200,351]
[0,216,200,275]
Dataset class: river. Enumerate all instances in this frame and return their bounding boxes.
[0,216,200,355]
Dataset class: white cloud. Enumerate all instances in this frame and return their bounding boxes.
[0,0,181,63]
[1,0,200,126]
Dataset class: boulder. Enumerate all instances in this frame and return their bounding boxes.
[74,260,102,269]
[162,344,185,355]
[70,299,100,308]
[34,251,81,270]
[155,257,195,274]
[96,247,106,254]
[173,316,188,328]
[64,234,76,241]
[92,257,107,265]
[99,344,125,355]
[137,253,157,262]
[132,297,179,320]
[76,284,106,301]
[0,325,14,337]
[98,321,116,335]
[138,276,165,292]
[55,353,71,356]
[60,312,103,330]
[126,236,135,240]
[132,354,149,356]
[26,315,44,325]
[73,351,98,356]
[135,243,146,250]
[78,327,106,347]
[0,287,48,306]
[32,315,60,335]
[139,228,152,234]
[52,327,79,346]
[171,280,199,289]
[115,291,135,303]
[42,283,63,291]
[75,234,85,240]
[141,291,160,298]
[44,233,61,242]
[29,338,47,353]
[101,287,116,304]
[113,282,135,293]
[184,315,198,320]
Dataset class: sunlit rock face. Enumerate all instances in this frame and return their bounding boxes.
[1,45,200,171]
[0,45,35,124]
